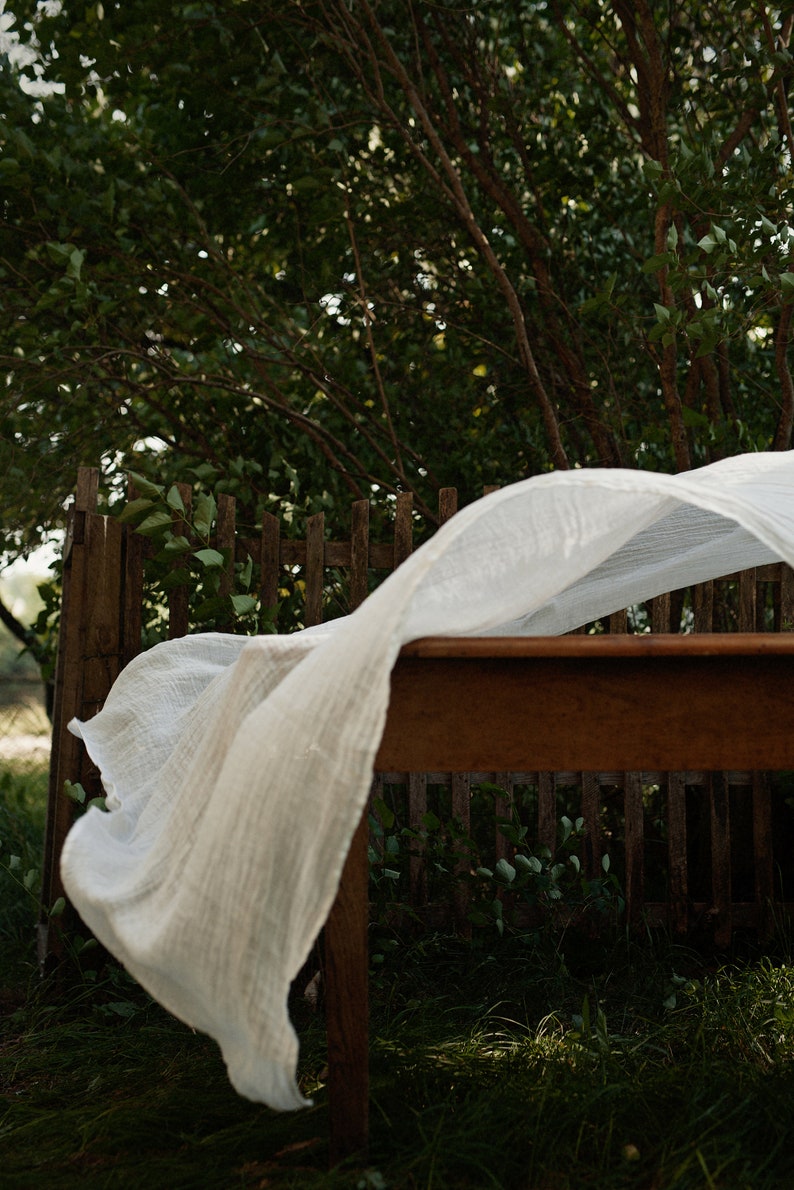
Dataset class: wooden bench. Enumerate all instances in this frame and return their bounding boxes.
[38,469,794,1166]
[325,631,794,1161]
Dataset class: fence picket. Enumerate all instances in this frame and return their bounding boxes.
[623,772,644,929]
[393,491,413,566]
[304,512,325,628]
[752,771,774,940]
[216,493,236,605]
[738,567,757,633]
[693,579,714,633]
[438,487,458,523]
[259,511,280,621]
[168,484,192,639]
[537,772,556,855]
[709,771,732,948]
[581,772,602,878]
[350,500,370,611]
[666,772,688,934]
[407,772,428,904]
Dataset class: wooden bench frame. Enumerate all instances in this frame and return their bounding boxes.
[325,631,794,1161]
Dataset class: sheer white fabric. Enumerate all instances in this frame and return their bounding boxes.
[61,452,794,1109]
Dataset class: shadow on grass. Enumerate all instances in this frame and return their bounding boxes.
[3,761,794,1188]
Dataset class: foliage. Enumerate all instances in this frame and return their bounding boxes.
[115,470,271,639]
[1,1,792,566]
[369,787,625,948]
[471,812,625,936]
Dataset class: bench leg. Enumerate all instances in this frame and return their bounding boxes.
[325,803,369,1165]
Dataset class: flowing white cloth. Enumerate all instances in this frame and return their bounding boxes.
[61,453,794,1109]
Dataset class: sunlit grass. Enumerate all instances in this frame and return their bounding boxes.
[3,763,794,1188]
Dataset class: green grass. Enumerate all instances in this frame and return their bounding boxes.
[3,761,794,1188]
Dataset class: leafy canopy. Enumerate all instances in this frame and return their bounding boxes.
[1,0,792,561]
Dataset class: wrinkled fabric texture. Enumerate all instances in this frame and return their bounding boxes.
[62,453,794,1109]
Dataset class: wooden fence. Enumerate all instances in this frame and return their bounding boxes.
[38,467,794,964]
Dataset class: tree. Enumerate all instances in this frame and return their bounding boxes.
[1,0,792,569]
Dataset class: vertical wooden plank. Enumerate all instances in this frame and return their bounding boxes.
[38,502,84,967]
[451,772,471,935]
[215,493,236,602]
[493,772,515,863]
[260,511,281,627]
[304,512,325,628]
[709,771,732,948]
[39,504,123,967]
[752,771,774,940]
[75,466,99,512]
[325,806,369,1165]
[438,487,458,524]
[666,773,689,935]
[650,591,671,634]
[122,476,146,667]
[168,484,192,640]
[349,500,370,612]
[607,608,627,634]
[738,567,757,633]
[693,580,714,634]
[393,491,413,569]
[781,565,794,632]
[537,772,556,855]
[580,772,602,879]
[623,771,644,930]
[407,772,428,905]
[368,771,384,854]
[80,513,124,721]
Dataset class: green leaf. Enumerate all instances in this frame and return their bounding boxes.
[193,493,217,538]
[495,858,516,884]
[166,484,186,513]
[116,496,155,524]
[642,159,663,180]
[230,593,257,615]
[373,797,395,829]
[514,853,540,874]
[159,567,192,591]
[642,252,674,274]
[238,553,253,591]
[136,510,173,536]
[193,595,228,621]
[64,780,87,804]
[163,534,192,554]
[127,472,164,500]
[66,248,85,280]
[194,547,225,568]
